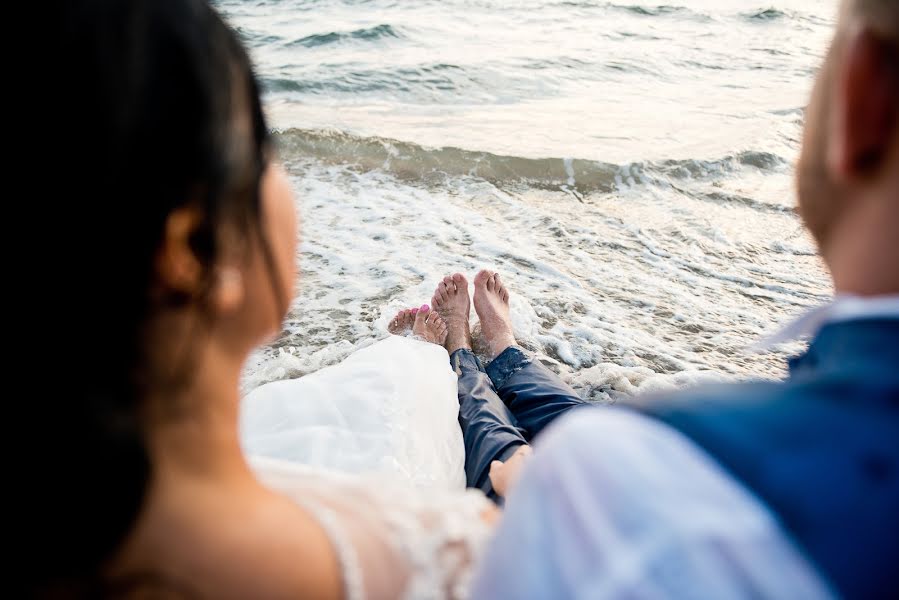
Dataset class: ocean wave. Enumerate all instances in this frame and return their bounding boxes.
[260,62,494,98]
[287,24,401,48]
[654,149,786,173]
[234,26,284,46]
[543,2,712,22]
[744,8,787,21]
[696,190,795,215]
[610,4,688,17]
[264,63,466,95]
[275,128,789,200]
[276,128,619,192]
[607,3,712,21]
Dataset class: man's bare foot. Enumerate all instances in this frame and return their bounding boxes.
[389,306,448,346]
[473,270,516,357]
[431,273,472,354]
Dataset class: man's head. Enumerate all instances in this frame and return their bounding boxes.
[797,0,898,293]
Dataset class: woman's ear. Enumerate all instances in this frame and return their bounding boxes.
[157,206,205,296]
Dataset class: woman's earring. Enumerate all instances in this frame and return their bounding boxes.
[215,267,244,312]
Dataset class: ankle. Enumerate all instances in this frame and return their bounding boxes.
[445,325,472,354]
[446,342,472,354]
[488,337,516,358]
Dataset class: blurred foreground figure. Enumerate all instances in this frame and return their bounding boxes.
[473,1,898,598]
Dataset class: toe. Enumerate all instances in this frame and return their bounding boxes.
[452,273,469,295]
[474,269,493,288]
[443,275,456,293]
[494,275,509,301]
[486,274,496,292]
[414,307,428,329]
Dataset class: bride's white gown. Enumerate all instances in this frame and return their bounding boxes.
[240,336,492,600]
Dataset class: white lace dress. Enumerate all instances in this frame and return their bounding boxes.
[241,336,494,599]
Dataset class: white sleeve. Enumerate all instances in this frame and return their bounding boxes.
[470,408,835,600]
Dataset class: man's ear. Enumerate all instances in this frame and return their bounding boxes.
[157,206,205,296]
[828,27,899,181]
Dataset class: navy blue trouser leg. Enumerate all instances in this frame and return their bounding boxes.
[486,346,589,439]
[451,346,589,498]
[451,349,527,499]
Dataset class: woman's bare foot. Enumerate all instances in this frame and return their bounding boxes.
[473,270,516,357]
[431,273,472,354]
[413,305,448,345]
[389,306,448,346]
[388,309,416,335]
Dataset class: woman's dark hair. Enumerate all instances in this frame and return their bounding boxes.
[22,0,270,594]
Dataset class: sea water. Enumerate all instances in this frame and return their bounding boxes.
[215,0,837,402]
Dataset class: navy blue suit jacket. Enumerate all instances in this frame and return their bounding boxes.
[645,318,899,599]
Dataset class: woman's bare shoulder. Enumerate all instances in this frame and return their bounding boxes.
[111,479,344,599]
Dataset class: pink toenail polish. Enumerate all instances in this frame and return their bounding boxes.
[420,304,430,312]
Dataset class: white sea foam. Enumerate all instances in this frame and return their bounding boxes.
[241,160,830,399]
